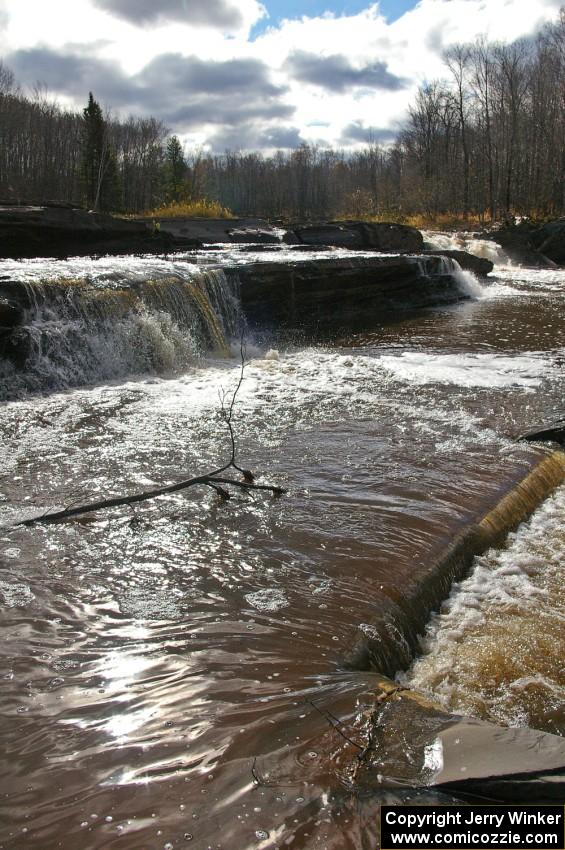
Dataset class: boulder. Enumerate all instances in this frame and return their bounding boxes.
[284,223,364,247]
[343,220,424,253]
[230,254,468,329]
[359,686,565,804]
[518,418,565,447]
[421,248,494,276]
[151,216,272,245]
[531,219,565,264]
[0,297,22,328]
[493,219,564,267]
[285,220,424,253]
[0,205,175,259]
[226,227,281,244]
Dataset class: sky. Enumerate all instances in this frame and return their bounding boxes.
[0,0,562,153]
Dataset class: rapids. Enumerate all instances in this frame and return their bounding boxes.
[422,230,513,267]
[0,242,564,848]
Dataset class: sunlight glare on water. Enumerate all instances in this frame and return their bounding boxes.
[0,245,564,848]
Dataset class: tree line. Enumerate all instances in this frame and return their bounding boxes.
[0,71,172,212]
[0,10,563,220]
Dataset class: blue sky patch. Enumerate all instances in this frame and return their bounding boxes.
[251,0,417,38]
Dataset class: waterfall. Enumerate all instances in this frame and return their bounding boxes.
[0,267,240,399]
[423,230,512,267]
[429,254,486,300]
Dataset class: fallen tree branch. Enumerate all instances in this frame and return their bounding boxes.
[19,334,286,527]
[19,473,286,526]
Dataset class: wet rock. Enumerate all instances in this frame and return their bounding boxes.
[0,205,175,259]
[344,451,565,677]
[531,219,565,265]
[518,419,565,447]
[151,216,273,245]
[359,688,565,803]
[231,254,467,328]
[493,219,564,267]
[0,296,25,362]
[285,223,364,248]
[0,207,428,256]
[285,221,424,253]
[0,297,22,328]
[346,221,424,253]
[421,249,494,276]
[227,227,281,244]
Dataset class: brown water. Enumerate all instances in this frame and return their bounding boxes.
[0,251,564,849]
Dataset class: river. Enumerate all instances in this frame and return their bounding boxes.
[0,238,563,848]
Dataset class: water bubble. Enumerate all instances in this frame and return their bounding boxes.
[105,816,113,823]
[295,796,305,803]
[255,829,269,840]
[80,822,89,828]
[164,843,174,849]
[184,835,193,842]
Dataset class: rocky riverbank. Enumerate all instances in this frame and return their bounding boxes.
[486,218,565,267]
[0,254,471,374]
[0,204,562,272]
[0,205,486,269]
[232,254,470,327]
[0,205,176,258]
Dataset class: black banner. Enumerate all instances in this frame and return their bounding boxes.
[381,806,565,850]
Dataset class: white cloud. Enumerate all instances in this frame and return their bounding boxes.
[0,0,561,151]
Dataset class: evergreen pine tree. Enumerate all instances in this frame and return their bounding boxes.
[81,92,118,211]
[164,135,187,202]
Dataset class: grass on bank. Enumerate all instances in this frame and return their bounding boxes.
[139,199,235,219]
[337,210,493,230]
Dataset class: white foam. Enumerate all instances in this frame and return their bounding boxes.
[0,581,34,607]
[452,268,486,299]
[402,484,565,723]
[377,351,547,388]
[423,738,444,777]
[245,588,289,612]
[423,231,512,268]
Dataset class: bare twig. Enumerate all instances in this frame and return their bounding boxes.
[308,700,365,752]
[18,338,285,527]
[251,757,264,787]
[250,757,301,790]
[219,332,255,481]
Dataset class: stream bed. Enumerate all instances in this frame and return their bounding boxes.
[0,243,564,848]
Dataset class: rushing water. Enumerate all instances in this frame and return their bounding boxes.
[0,242,564,848]
[422,230,513,267]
